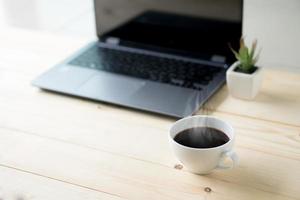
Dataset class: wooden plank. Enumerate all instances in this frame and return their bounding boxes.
[0,128,298,200]
[0,68,299,159]
[0,165,125,200]
[0,28,300,200]
[204,69,300,127]
[0,98,299,199]
[0,73,300,161]
[0,62,300,199]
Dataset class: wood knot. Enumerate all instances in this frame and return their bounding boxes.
[204,187,212,193]
[174,164,183,170]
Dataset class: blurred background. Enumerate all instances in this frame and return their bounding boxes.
[0,0,299,70]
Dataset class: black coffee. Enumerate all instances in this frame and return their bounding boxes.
[174,127,229,148]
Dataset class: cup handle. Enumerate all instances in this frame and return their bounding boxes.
[216,150,239,170]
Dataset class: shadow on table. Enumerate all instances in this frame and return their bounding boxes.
[255,90,296,104]
[197,85,229,115]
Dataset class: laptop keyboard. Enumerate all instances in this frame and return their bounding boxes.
[68,45,224,91]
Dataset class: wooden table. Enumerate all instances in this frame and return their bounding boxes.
[0,27,299,200]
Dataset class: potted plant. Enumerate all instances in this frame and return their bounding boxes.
[226,38,263,100]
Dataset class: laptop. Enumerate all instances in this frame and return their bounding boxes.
[32,0,243,118]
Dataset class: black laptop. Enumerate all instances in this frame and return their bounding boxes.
[32,0,243,117]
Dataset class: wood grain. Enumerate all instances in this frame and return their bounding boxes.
[0,165,124,200]
[0,71,299,199]
[0,128,298,200]
[0,27,300,200]
[204,69,300,127]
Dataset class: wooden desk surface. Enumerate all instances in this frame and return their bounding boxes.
[0,27,299,200]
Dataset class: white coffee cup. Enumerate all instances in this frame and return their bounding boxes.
[169,115,238,174]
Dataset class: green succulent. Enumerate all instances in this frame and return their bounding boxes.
[230,38,260,73]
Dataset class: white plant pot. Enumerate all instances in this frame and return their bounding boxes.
[226,62,263,100]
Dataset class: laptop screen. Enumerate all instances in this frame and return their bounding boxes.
[94,0,243,64]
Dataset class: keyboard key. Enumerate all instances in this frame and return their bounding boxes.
[193,83,203,90]
[170,78,184,86]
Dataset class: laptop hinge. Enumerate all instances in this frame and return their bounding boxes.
[105,37,120,45]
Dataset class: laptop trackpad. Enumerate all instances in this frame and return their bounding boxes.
[77,72,146,102]
[129,82,200,116]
